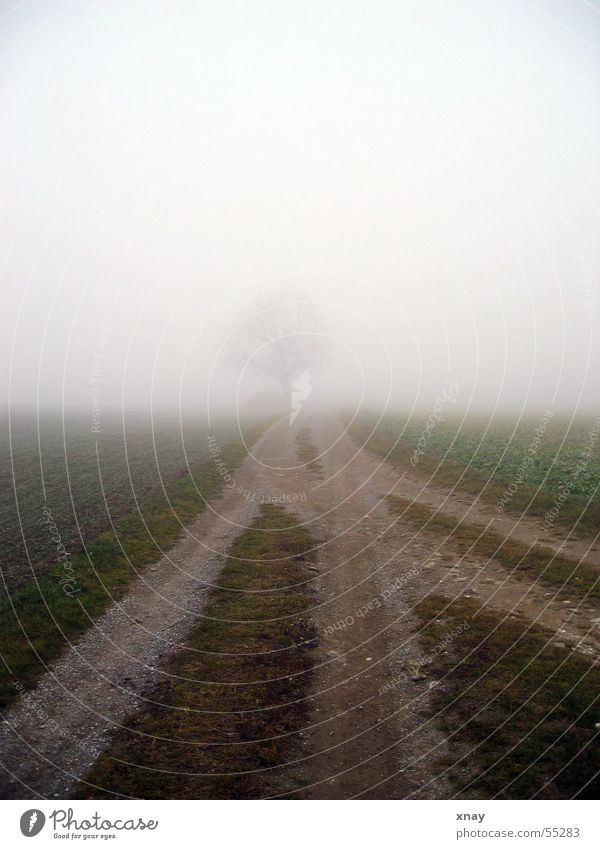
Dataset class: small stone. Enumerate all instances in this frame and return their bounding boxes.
[411,672,427,681]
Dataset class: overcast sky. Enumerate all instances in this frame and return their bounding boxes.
[1,0,599,419]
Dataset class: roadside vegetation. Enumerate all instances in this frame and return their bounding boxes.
[73,504,317,799]
[388,495,600,601]
[295,424,322,476]
[0,421,267,710]
[415,594,600,798]
[350,412,600,536]
[0,413,238,590]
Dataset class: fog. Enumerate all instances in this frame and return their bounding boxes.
[2,0,599,423]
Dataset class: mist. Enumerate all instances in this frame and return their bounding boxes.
[2,0,599,422]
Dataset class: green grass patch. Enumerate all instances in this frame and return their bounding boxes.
[415,594,600,798]
[349,412,600,537]
[388,495,600,601]
[0,424,267,711]
[295,425,322,476]
[73,504,317,799]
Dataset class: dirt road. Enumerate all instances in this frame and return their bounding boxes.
[1,416,598,799]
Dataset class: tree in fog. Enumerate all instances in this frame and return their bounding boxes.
[228,294,329,402]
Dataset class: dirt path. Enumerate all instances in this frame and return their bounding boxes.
[276,418,600,798]
[265,419,456,799]
[1,415,598,799]
[0,427,277,798]
[350,437,600,571]
[305,419,600,666]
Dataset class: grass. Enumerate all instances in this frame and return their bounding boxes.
[295,425,322,476]
[349,412,600,536]
[415,594,600,798]
[388,495,600,601]
[73,504,317,799]
[0,413,242,590]
[0,423,267,711]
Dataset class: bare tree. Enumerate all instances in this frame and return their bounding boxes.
[227,294,329,401]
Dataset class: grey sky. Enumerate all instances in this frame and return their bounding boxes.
[1,0,599,417]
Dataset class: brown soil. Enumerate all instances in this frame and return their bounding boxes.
[1,416,598,799]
